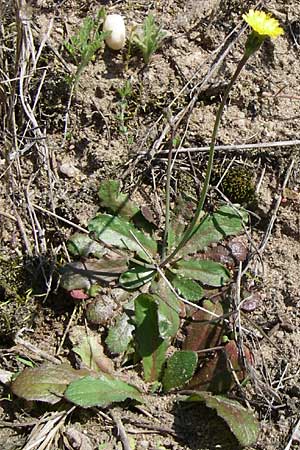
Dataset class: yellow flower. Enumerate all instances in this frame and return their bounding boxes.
[243,9,284,38]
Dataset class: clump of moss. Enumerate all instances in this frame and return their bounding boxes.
[215,166,257,207]
[0,257,35,341]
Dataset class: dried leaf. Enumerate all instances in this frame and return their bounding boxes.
[186,341,252,393]
[60,258,128,291]
[69,326,114,374]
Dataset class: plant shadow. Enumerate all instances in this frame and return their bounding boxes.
[172,401,242,450]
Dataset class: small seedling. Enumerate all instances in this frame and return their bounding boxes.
[116,80,132,135]
[132,14,166,64]
[64,9,109,85]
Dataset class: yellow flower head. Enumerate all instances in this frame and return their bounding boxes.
[243,9,284,38]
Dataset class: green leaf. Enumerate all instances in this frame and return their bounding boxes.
[182,392,259,447]
[179,205,248,257]
[88,214,157,262]
[60,257,128,291]
[151,276,182,315]
[173,259,230,287]
[119,264,155,290]
[105,301,135,354]
[162,351,198,392]
[98,179,139,221]
[11,363,89,404]
[155,294,180,340]
[168,274,203,302]
[134,294,168,381]
[67,233,106,258]
[65,374,142,407]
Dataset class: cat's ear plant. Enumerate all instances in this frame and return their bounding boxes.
[131,14,166,64]
[11,10,284,449]
[64,8,109,86]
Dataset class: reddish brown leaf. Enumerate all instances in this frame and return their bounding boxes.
[227,236,248,262]
[183,300,224,354]
[202,245,235,267]
[70,289,89,300]
[186,340,253,394]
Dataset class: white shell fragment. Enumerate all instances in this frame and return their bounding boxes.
[59,162,80,178]
[103,14,126,50]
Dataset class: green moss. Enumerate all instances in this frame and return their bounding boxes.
[0,257,35,338]
[215,166,257,207]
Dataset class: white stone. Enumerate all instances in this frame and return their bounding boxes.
[103,14,126,50]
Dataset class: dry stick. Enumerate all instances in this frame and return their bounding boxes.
[0,210,17,221]
[16,6,55,259]
[56,304,79,356]
[124,420,178,439]
[14,328,61,364]
[255,164,266,194]
[144,139,300,156]
[284,418,300,450]
[32,203,89,234]
[111,412,133,450]
[258,158,295,255]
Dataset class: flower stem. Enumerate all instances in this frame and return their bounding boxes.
[161,112,175,260]
[160,52,250,268]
